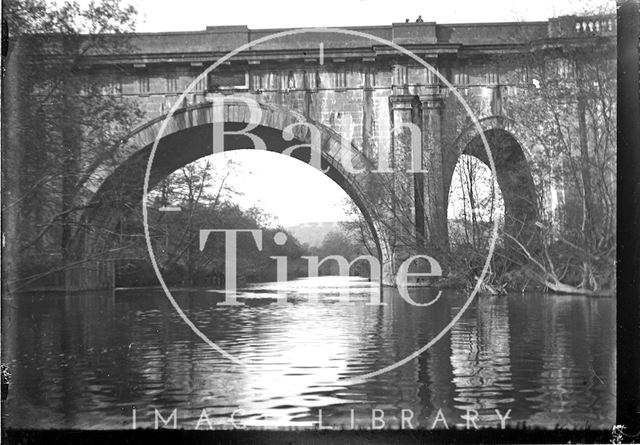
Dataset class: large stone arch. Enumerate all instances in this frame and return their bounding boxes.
[68,99,395,288]
[445,116,539,239]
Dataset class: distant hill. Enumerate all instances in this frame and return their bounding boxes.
[285,221,342,247]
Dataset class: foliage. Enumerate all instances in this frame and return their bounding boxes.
[502,44,616,293]
[2,0,143,289]
[308,229,370,276]
[117,158,310,287]
[448,155,503,249]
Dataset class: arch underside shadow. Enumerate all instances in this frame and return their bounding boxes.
[75,105,388,282]
[449,128,538,237]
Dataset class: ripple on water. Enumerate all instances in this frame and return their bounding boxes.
[1,278,615,429]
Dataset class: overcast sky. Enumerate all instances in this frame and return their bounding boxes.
[127,0,611,226]
[131,0,612,32]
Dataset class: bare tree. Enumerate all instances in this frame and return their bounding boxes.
[2,0,142,291]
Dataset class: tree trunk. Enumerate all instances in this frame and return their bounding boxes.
[1,37,27,293]
[60,37,81,264]
[577,85,595,289]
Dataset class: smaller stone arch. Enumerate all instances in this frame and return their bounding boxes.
[446,116,539,239]
[453,116,537,165]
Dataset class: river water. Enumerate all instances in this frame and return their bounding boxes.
[1,277,615,430]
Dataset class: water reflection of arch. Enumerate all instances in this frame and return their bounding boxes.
[448,295,514,426]
[412,289,457,424]
[371,287,457,425]
[2,290,118,427]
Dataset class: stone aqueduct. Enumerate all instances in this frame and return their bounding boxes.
[47,16,616,288]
